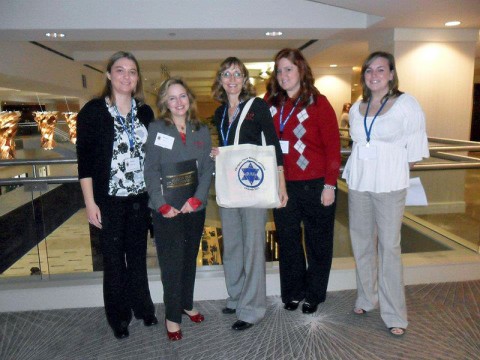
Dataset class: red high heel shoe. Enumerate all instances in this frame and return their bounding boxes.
[165,320,182,341]
[182,309,205,323]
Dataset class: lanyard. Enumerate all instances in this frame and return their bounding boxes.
[114,98,137,152]
[363,97,388,144]
[220,103,241,146]
[279,97,300,133]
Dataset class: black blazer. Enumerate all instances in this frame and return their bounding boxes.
[76,97,154,201]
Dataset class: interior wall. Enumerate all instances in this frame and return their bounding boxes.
[313,71,352,124]
[395,40,476,140]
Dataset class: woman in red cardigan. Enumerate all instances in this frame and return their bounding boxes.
[265,48,341,314]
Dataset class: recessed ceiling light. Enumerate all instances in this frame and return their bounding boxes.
[45,32,65,38]
[445,21,461,27]
[329,64,338,68]
[266,31,283,37]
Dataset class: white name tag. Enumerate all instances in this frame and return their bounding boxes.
[154,132,174,149]
[270,106,277,117]
[125,157,141,172]
[358,144,377,160]
[280,140,289,154]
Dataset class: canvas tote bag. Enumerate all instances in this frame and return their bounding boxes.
[215,98,281,208]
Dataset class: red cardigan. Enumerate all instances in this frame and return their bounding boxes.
[265,94,341,185]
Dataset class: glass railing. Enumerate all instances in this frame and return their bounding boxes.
[1,136,479,280]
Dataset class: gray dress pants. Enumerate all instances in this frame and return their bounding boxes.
[348,188,408,329]
[220,207,267,324]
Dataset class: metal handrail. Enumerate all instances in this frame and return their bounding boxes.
[0,158,77,166]
[1,138,479,186]
[0,176,78,186]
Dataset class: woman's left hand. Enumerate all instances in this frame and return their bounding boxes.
[210,147,219,160]
[180,201,195,214]
[321,188,335,207]
[278,186,288,208]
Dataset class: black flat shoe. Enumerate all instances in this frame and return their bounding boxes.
[142,314,158,326]
[113,327,129,339]
[284,300,300,311]
[231,320,253,331]
[302,302,318,314]
[222,307,236,314]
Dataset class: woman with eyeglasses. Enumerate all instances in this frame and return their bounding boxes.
[265,48,341,315]
[342,51,429,336]
[77,51,157,340]
[144,77,214,341]
[210,57,288,331]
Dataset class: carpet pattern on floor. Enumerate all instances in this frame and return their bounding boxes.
[0,280,479,360]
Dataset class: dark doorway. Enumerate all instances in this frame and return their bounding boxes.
[471,83,480,141]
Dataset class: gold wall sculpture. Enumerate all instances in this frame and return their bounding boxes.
[34,111,59,150]
[0,111,21,159]
[63,112,78,144]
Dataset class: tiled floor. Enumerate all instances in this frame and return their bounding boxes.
[1,280,479,360]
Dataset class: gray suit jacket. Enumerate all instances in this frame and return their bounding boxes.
[144,119,214,212]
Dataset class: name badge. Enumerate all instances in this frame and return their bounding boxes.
[358,144,377,160]
[270,106,277,117]
[125,157,141,172]
[154,132,174,149]
[280,140,289,154]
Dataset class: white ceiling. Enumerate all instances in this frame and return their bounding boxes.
[0,0,479,103]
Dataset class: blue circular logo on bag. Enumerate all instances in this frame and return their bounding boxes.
[238,160,264,188]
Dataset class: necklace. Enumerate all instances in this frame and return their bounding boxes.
[228,103,239,124]
[177,126,185,133]
[175,121,186,133]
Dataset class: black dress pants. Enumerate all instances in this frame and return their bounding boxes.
[98,193,155,330]
[153,209,205,323]
[273,178,337,305]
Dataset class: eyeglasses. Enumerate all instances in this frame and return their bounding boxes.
[221,71,244,79]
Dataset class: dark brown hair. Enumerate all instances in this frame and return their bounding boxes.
[157,77,201,130]
[266,48,320,107]
[360,51,403,102]
[100,51,144,105]
[211,57,256,104]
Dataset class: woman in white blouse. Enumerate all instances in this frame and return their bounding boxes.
[342,51,429,336]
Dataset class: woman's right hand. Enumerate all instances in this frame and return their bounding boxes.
[86,201,102,229]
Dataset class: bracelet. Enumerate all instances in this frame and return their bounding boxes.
[323,184,336,190]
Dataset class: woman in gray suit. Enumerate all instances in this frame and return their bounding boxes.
[144,77,214,341]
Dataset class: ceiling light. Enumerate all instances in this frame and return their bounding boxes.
[445,21,461,27]
[266,31,283,37]
[45,32,65,38]
[329,64,338,68]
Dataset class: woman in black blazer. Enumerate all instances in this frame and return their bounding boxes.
[144,77,214,341]
[77,51,157,340]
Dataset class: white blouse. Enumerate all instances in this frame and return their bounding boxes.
[342,93,429,193]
